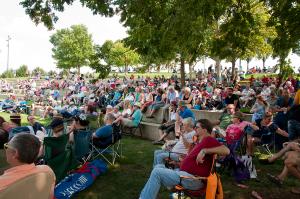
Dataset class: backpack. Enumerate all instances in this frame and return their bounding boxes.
[232,155,250,182]
[54,159,107,199]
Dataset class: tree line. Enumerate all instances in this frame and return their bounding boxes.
[18,0,300,85]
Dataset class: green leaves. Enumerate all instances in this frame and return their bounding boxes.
[16,65,30,77]
[90,40,140,78]
[20,0,115,30]
[50,24,94,73]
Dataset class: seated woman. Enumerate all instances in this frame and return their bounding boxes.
[250,95,269,122]
[121,100,132,118]
[68,114,90,143]
[114,102,142,128]
[181,87,194,109]
[93,113,115,147]
[146,88,166,118]
[246,111,289,156]
[140,88,154,113]
[152,101,177,145]
[220,112,253,145]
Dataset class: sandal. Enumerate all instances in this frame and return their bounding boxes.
[266,173,283,187]
[251,191,263,199]
[234,183,249,189]
[291,187,300,195]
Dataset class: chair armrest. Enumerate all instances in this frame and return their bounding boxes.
[179,175,207,180]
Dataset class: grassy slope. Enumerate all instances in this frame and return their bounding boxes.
[1,112,300,199]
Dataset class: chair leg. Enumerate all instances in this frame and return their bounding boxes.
[139,126,143,137]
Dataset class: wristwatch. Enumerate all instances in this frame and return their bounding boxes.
[201,149,206,156]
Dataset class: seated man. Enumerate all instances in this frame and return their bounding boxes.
[246,111,288,156]
[0,133,55,197]
[93,113,115,147]
[175,101,195,137]
[153,117,195,167]
[139,119,230,199]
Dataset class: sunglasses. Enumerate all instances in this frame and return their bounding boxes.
[3,143,15,150]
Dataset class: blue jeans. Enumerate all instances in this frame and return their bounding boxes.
[288,120,300,140]
[153,150,180,168]
[139,164,203,199]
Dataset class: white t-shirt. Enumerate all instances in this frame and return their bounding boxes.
[172,130,195,154]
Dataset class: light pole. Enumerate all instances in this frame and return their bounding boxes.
[6,35,11,71]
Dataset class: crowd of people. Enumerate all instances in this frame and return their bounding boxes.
[0,71,300,198]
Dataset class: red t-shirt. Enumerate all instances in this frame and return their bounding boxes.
[180,136,221,177]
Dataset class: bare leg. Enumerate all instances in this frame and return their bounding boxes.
[247,135,254,156]
[285,151,300,180]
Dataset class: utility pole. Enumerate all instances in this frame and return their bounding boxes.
[6,35,11,71]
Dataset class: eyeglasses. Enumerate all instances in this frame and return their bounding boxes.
[3,143,15,150]
[194,124,202,130]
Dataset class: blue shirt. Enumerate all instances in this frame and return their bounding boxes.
[95,124,113,138]
[113,92,122,101]
[132,109,142,126]
[179,107,195,121]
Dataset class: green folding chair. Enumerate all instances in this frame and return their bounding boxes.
[43,134,79,182]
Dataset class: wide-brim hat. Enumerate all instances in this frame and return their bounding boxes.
[134,102,141,108]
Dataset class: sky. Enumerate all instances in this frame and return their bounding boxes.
[0,1,299,74]
[0,0,127,73]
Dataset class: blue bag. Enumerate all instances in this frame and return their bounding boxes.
[54,159,107,199]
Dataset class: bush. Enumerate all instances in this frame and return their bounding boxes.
[16,65,29,77]
[32,67,45,76]
[1,69,15,78]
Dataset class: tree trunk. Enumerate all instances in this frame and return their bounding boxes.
[262,57,266,69]
[215,58,221,83]
[246,58,250,72]
[180,57,185,87]
[157,65,161,73]
[231,59,236,80]
[125,65,128,74]
[77,66,80,75]
[188,62,193,80]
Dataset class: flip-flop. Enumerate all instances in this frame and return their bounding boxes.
[251,191,263,199]
[234,183,249,189]
[291,187,300,195]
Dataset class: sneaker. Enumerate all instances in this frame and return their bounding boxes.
[152,140,165,145]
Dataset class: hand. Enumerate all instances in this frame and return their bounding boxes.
[196,149,206,164]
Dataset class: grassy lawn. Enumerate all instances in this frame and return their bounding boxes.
[1,114,300,198]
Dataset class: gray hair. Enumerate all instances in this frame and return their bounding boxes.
[182,117,194,128]
[105,113,116,122]
[10,133,41,164]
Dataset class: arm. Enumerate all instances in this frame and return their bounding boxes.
[184,95,193,104]
[196,145,230,164]
[276,128,289,137]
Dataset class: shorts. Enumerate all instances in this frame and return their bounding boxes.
[159,123,175,134]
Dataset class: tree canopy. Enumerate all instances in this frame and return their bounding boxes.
[50,24,94,74]
[21,0,300,79]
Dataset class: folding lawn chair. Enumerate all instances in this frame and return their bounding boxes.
[73,129,93,163]
[87,115,101,131]
[172,155,223,199]
[43,134,79,182]
[91,123,122,165]
[121,115,143,137]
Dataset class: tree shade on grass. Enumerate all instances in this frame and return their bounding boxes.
[0,112,299,198]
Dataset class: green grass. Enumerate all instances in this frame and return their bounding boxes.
[1,112,300,198]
